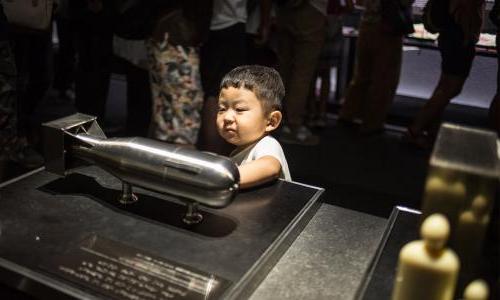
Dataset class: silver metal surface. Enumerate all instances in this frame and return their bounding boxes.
[119,182,138,204]
[42,113,240,208]
[43,113,105,176]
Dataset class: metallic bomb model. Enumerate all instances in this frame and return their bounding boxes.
[42,113,240,224]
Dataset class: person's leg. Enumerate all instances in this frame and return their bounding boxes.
[282,4,326,131]
[27,29,53,107]
[198,35,229,153]
[410,73,466,135]
[306,71,318,125]
[317,66,330,125]
[338,21,375,123]
[246,33,278,67]
[54,18,75,88]
[74,29,112,122]
[198,24,246,155]
[0,38,19,174]
[54,17,76,96]
[359,24,403,133]
[198,95,226,152]
[74,29,92,117]
[4,34,44,167]
[11,33,30,138]
[275,12,295,123]
[10,28,53,149]
[125,61,151,137]
[26,29,54,146]
[12,32,51,136]
[407,23,474,146]
[0,38,19,159]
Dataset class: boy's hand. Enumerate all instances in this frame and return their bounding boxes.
[238,156,281,189]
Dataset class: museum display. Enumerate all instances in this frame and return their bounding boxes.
[391,214,459,300]
[420,124,498,267]
[454,194,490,274]
[463,279,490,300]
[356,123,499,300]
[42,113,240,224]
[0,114,324,299]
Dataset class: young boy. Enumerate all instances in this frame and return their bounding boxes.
[216,65,291,189]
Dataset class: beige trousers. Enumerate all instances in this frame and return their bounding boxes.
[339,20,403,132]
[276,3,327,128]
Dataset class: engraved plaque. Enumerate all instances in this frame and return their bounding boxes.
[42,235,231,300]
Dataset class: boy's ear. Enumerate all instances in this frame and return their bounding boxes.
[266,111,282,132]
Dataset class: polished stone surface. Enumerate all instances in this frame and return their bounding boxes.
[356,207,420,300]
[0,167,391,300]
[250,204,387,300]
[0,166,322,299]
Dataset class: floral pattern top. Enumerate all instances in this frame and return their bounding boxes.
[146,34,204,145]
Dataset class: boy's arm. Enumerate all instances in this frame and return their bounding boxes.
[238,155,281,189]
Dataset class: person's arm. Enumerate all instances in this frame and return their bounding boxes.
[238,155,281,189]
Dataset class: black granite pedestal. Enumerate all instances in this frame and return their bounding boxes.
[0,166,323,300]
[355,206,420,300]
[355,206,499,300]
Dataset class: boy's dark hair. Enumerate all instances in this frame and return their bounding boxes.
[220,65,285,114]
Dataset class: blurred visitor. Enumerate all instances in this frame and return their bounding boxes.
[338,0,414,135]
[0,2,43,175]
[246,0,277,67]
[275,0,328,145]
[405,0,485,148]
[112,35,151,137]
[198,0,250,155]
[53,0,76,104]
[9,0,55,149]
[307,1,351,129]
[72,0,113,123]
[147,0,211,146]
[0,2,20,170]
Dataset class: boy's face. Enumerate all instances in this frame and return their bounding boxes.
[217,87,280,148]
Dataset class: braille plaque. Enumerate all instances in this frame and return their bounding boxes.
[42,235,231,300]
